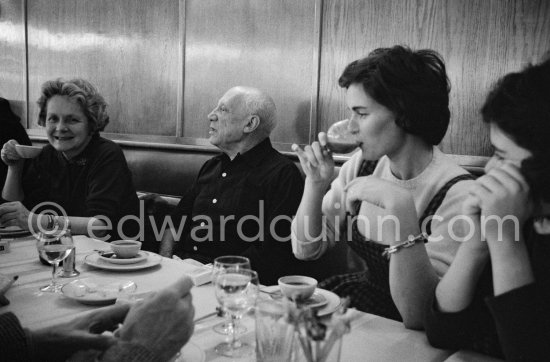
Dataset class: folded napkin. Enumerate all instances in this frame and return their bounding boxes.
[172,256,212,286]
[0,274,18,306]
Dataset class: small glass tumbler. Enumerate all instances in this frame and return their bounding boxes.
[255,300,295,362]
[294,317,345,362]
[59,246,80,277]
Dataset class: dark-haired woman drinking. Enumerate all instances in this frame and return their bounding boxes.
[425,58,550,361]
[291,46,477,328]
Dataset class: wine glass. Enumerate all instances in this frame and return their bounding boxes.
[35,227,74,293]
[214,267,259,358]
[326,119,360,154]
[211,256,251,335]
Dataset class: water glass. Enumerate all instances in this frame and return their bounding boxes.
[35,229,74,292]
[214,267,259,358]
[211,255,250,335]
[212,255,251,277]
[255,300,295,362]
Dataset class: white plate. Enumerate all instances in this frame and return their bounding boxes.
[61,277,137,305]
[98,251,148,264]
[0,226,31,238]
[262,286,341,317]
[172,341,205,362]
[84,251,162,271]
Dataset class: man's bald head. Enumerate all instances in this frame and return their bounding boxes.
[228,86,277,139]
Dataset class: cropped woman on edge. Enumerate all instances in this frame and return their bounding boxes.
[0,78,139,241]
[425,58,550,360]
[291,45,477,328]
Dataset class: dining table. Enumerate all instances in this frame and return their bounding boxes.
[0,234,502,362]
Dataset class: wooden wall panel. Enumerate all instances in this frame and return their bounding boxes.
[26,0,179,136]
[0,0,26,124]
[15,0,550,159]
[319,0,550,156]
[183,0,318,148]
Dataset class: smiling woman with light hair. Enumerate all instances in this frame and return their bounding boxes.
[0,78,139,241]
[37,78,110,134]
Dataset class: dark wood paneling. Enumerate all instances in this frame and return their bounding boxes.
[26,0,180,135]
[183,0,317,146]
[0,0,27,124]
[319,0,550,156]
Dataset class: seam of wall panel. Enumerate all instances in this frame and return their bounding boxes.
[23,0,29,128]
[308,0,324,144]
[176,0,186,138]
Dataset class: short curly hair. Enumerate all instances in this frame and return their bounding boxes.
[37,78,109,133]
[481,57,550,202]
[339,45,451,145]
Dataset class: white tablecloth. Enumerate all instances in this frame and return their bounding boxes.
[0,235,499,361]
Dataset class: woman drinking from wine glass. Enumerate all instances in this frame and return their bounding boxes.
[291,45,478,328]
[424,57,550,360]
[0,78,139,241]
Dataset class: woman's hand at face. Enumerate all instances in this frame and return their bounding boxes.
[458,194,489,254]
[468,162,532,242]
[292,132,335,187]
[1,140,23,166]
[0,201,32,230]
[344,176,420,244]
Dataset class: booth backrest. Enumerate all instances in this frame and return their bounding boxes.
[122,146,215,197]
[31,138,485,199]
[122,145,485,198]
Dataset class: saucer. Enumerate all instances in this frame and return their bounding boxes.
[98,251,148,264]
[262,286,341,316]
[61,277,137,305]
[84,251,162,271]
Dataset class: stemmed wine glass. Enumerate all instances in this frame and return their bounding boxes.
[214,267,259,357]
[211,255,251,335]
[35,224,74,293]
[325,119,360,154]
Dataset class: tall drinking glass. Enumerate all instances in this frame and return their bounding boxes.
[211,255,250,335]
[35,227,74,293]
[214,268,259,357]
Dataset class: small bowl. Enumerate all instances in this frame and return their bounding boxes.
[15,144,42,159]
[278,275,317,301]
[111,240,142,259]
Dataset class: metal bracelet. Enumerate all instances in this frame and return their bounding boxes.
[382,232,428,259]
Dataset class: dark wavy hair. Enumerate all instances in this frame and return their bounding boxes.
[37,78,109,133]
[338,45,451,145]
[481,57,550,202]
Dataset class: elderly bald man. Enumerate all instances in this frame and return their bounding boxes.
[159,86,310,284]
